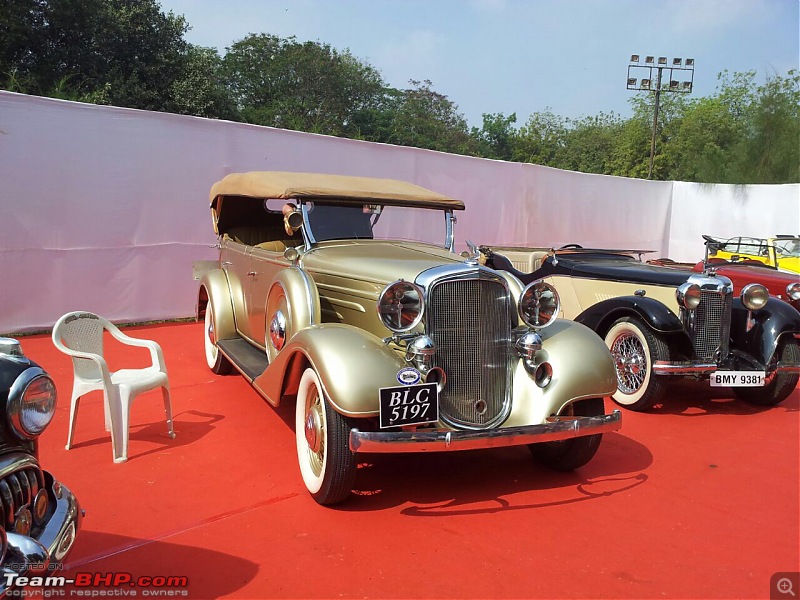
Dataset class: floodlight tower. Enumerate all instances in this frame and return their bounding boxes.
[627,55,695,179]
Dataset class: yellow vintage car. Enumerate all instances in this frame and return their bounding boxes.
[197,172,621,505]
[704,235,800,274]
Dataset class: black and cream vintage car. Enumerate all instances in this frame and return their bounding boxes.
[197,172,622,505]
[481,245,800,411]
[0,338,81,593]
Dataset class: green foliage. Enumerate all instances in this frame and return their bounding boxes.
[2,0,797,183]
[471,112,518,160]
[554,113,625,175]
[220,34,384,136]
[513,110,566,165]
[379,79,477,154]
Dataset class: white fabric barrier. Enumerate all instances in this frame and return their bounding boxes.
[1,91,797,333]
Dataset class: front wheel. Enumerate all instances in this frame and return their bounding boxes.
[204,301,232,375]
[604,317,669,411]
[733,338,800,406]
[529,397,605,471]
[295,368,358,505]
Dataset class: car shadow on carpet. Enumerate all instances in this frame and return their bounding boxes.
[334,431,651,512]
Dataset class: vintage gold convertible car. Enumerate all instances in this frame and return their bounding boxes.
[197,172,621,504]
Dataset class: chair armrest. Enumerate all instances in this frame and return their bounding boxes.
[107,329,167,372]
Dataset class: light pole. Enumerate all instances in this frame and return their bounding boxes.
[627,55,695,179]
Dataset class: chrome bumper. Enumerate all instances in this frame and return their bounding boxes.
[349,410,622,453]
[0,474,82,593]
[653,361,800,375]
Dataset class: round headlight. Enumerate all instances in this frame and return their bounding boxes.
[741,283,769,311]
[8,368,57,439]
[518,281,560,329]
[676,282,702,310]
[786,282,800,301]
[377,280,424,332]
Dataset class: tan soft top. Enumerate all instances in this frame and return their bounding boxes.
[209,171,464,210]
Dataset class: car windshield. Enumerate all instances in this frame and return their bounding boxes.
[302,202,451,247]
[775,238,800,257]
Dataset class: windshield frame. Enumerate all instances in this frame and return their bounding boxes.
[297,200,457,252]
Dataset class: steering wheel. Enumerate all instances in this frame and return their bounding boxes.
[558,243,583,250]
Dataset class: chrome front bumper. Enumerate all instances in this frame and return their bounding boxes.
[0,473,82,593]
[653,361,800,376]
[349,410,622,453]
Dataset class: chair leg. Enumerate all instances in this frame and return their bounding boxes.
[162,386,176,439]
[107,388,129,464]
[103,398,112,432]
[65,393,81,450]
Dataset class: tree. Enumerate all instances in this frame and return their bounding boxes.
[370,79,477,154]
[1,0,196,113]
[738,71,799,183]
[471,112,517,160]
[512,110,566,165]
[171,45,238,120]
[554,113,624,175]
[220,34,385,136]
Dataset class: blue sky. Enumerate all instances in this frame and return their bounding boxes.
[157,0,799,128]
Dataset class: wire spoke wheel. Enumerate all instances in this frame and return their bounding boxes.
[604,317,668,411]
[611,331,648,394]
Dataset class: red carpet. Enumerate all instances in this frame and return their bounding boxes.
[17,321,799,599]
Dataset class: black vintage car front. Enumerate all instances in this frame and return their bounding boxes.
[0,338,81,594]
[485,248,800,411]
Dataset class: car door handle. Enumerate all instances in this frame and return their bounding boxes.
[221,261,232,268]
[247,271,257,276]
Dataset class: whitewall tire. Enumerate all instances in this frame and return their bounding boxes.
[295,368,357,504]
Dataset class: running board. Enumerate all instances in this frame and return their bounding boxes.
[217,338,270,382]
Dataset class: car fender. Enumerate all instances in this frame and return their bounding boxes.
[730,297,800,366]
[505,319,617,426]
[197,269,237,341]
[253,323,406,417]
[268,266,321,334]
[575,296,685,336]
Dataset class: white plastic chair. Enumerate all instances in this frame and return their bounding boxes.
[52,311,175,463]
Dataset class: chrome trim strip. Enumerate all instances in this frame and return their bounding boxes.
[652,361,718,374]
[0,454,39,480]
[349,411,622,453]
[445,210,455,251]
[653,361,800,375]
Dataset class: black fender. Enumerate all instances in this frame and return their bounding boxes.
[575,296,685,336]
[730,297,800,367]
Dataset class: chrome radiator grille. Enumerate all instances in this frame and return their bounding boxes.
[427,277,512,428]
[0,466,44,527]
[689,290,732,361]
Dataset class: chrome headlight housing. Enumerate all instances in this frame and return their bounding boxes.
[518,281,560,329]
[741,283,769,311]
[7,367,57,439]
[676,282,702,310]
[377,280,425,332]
[786,282,800,301]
